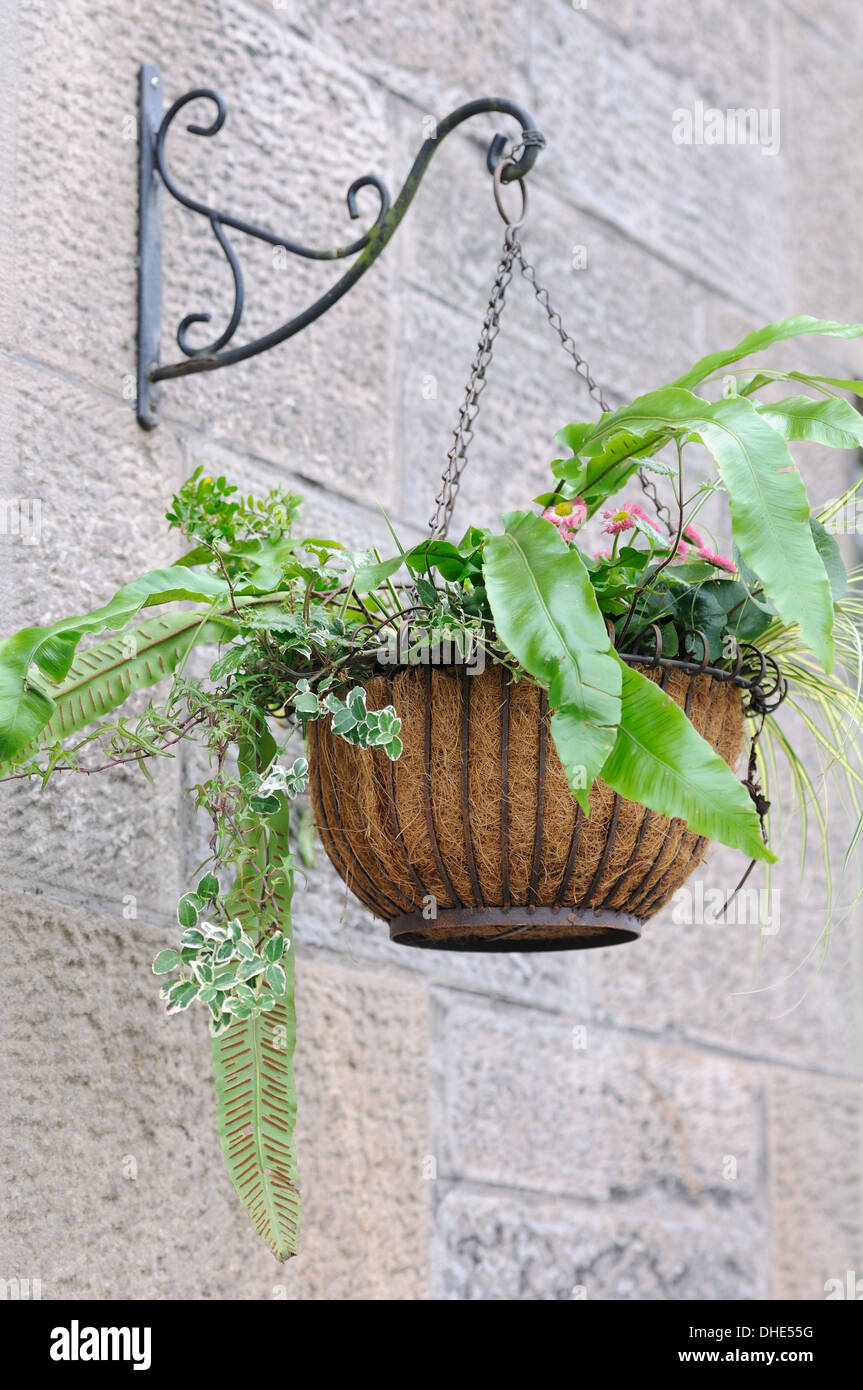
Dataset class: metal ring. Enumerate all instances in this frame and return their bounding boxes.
[493,158,528,234]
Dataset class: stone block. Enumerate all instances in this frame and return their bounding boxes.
[0,891,430,1299]
[767,1070,862,1300]
[433,1187,767,1299]
[434,996,763,1205]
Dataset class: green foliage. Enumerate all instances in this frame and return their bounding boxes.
[484,511,620,811]
[210,787,299,1261]
[601,659,774,862]
[5,310,863,1260]
[290,681,403,761]
[555,387,835,669]
[153,914,289,1030]
[0,569,230,760]
[167,466,303,572]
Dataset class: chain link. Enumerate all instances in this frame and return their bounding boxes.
[430,169,673,538]
[513,245,610,417]
[428,237,517,537]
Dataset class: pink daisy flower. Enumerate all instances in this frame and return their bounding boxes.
[601,507,636,536]
[542,497,587,542]
[593,548,613,560]
[697,546,736,574]
[627,502,663,534]
[601,500,666,537]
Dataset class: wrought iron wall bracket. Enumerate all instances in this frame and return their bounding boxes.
[136,62,545,429]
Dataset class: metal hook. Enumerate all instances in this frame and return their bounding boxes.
[137,65,546,426]
[493,158,528,238]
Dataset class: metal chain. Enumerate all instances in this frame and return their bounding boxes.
[513,245,611,416]
[430,160,674,537]
[429,236,517,537]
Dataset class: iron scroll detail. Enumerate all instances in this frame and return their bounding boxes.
[136,62,546,427]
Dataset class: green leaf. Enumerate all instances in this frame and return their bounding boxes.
[601,660,774,861]
[565,387,835,669]
[265,962,287,995]
[166,981,200,1014]
[263,932,286,962]
[211,987,299,1263]
[707,579,773,644]
[810,517,847,601]
[671,584,728,662]
[552,420,668,507]
[196,872,219,900]
[757,394,863,450]
[177,894,202,928]
[0,607,232,763]
[352,554,403,594]
[210,785,299,1261]
[695,394,834,671]
[672,316,863,392]
[414,577,439,608]
[403,538,476,582]
[554,421,595,456]
[297,804,317,868]
[152,949,180,975]
[483,512,621,810]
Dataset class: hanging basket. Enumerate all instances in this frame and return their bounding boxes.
[308,659,745,952]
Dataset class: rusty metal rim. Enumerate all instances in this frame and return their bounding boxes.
[389,904,641,953]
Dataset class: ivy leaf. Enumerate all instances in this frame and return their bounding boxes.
[166,981,200,1014]
[414,577,439,608]
[265,962,287,995]
[177,894,203,928]
[196,872,219,901]
[263,932,286,962]
[152,949,180,975]
[237,957,266,981]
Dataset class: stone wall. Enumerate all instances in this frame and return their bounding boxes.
[1,0,861,1300]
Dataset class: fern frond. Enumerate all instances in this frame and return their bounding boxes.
[211,783,300,1260]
